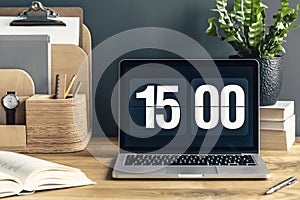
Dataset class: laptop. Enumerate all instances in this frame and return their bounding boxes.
[113,59,271,179]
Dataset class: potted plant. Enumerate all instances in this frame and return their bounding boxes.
[206,0,300,106]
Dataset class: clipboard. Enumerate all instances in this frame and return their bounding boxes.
[10,1,66,26]
[0,6,85,48]
[0,4,91,90]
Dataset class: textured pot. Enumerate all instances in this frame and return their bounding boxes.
[258,57,283,106]
[229,56,283,106]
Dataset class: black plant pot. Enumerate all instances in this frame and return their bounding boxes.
[258,57,283,106]
[229,56,283,106]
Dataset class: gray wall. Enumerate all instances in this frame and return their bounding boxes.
[0,0,299,136]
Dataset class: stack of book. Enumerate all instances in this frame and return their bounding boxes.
[260,101,296,151]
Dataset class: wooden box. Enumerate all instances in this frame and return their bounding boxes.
[25,95,90,153]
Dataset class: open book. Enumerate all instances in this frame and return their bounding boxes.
[0,151,94,198]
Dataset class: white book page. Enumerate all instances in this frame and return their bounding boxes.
[27,170,95,191]
[0,171,23,198]
[0,151,94,192]
[0,151,75,185]
[0,17,79,45]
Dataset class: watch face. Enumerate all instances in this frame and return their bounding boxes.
[2,94,19,109]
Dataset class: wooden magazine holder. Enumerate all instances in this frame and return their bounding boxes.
[0,7,92,153]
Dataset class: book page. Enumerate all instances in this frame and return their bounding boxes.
[0,151,75,185]
[27,170,95,191]
[0,151,94,192]
[0,171,23,198]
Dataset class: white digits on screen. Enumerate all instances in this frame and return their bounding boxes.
[135,85,155,128]
[195,85,219,129]
[221,85,245,129]
[136,85,180,130]
[156,86,180,129]
[136,84,245,130]
[194,84,245,129]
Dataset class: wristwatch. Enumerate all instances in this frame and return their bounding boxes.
[2,91,19,125]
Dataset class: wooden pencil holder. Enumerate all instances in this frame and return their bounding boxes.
[25,95,90,153]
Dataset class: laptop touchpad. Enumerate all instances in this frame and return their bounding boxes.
[167,167,217,174]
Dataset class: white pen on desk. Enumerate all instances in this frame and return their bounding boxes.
[265,176,297,195]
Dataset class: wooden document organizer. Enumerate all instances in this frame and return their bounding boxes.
[0,7,92,153]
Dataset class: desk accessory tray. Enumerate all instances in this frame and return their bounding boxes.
[0,92,90,153]
[0,5,92,153]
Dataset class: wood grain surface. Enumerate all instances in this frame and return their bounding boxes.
[0,69,35,96]
[6,137,300,200]
[0,125,26,146]
[0,94,90,153]
[26,94,88,149]
[0,69,34,126]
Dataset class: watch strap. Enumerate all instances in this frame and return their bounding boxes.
[6,109,16,125]
[6,91,16,95]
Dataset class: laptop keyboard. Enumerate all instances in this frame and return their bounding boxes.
[125,154,256,166]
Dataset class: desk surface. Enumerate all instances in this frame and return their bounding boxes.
[7,137,300,200]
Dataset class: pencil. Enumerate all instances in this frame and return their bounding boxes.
[64,74,76,99]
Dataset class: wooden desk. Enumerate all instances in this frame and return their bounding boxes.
[7,137,300,200]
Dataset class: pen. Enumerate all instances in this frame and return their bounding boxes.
[72,82,82,98]
[265,176,297,195]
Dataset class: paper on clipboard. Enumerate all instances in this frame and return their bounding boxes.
[0,17,80,46]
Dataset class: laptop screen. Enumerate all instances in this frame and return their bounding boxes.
[119,60,259,154]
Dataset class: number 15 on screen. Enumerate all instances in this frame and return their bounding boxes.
[136,84,245,130]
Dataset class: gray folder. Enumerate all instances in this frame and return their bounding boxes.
[0,35,50,94]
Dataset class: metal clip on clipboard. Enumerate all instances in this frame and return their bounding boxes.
[10,1,66,26]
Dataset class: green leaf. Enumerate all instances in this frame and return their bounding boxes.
[248,16,264,48]
[289,25,299,30]
[269,44,286,55]
[281,0,289,8]
[206,18,219,37]
[297,4,300,11]
[223,36,240,43]
[233,0,245,22]
[215,0,234,27]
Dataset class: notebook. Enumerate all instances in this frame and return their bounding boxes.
[0,35,50,94]
[113,59,271,179]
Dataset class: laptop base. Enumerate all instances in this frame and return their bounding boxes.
[113,154,271,179]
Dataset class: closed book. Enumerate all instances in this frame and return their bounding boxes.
[260,119,296,151]
[260,101,294,121]
[260,115,295,130]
